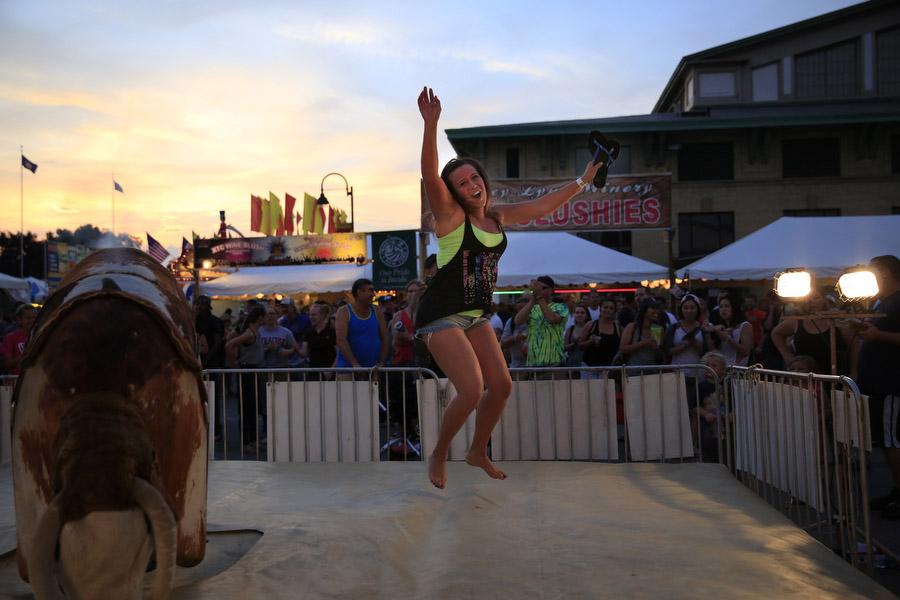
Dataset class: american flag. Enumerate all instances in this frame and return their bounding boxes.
[146,233,170,263]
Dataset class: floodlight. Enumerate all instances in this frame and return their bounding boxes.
[774,270,812,298]
[837,269,879,301]
[201,259,213,269]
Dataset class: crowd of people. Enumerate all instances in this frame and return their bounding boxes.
[1,256,897,478]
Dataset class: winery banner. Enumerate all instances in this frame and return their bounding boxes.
[420,174,671,232]
[194,233,367,267]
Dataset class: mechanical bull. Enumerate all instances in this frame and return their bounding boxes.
[11,248,208,599]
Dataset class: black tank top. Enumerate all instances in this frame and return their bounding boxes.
[415,215,507,329]
[583,320,620,366]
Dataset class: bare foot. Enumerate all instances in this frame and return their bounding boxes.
[465,451,507,480]
[429,452,447,489]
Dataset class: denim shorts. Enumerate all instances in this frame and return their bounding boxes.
[415,313,490,340]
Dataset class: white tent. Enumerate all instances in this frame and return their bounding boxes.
[676,215,900,281]
[429,231,669,287]
[0,272,30,302]
[201,263,374,298]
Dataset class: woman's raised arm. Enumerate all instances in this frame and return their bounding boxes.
[496,158,605,225]
[418,87,456,221]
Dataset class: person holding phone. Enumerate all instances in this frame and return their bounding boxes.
[414,87,605,489]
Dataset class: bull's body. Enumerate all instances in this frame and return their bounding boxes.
[12,248,208,588]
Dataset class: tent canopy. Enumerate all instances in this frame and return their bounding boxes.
[203,232,669,298]
[0,272,30,302]
[430,231,668,287]
[201,263,373,298]
[676,216,900,282]
[0,272,29,292]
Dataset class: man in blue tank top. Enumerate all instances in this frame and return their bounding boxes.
[335,278,388,376]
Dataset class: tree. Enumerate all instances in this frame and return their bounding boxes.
[0,225,141,279]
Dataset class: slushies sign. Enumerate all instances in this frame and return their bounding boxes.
[421,174,671,232]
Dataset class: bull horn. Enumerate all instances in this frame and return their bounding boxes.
[28,496,66,600]
[132,478,177,600]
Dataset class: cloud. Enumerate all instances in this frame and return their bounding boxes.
[51,204,80,214]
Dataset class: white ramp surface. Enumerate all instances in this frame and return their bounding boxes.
[0,462,892,599]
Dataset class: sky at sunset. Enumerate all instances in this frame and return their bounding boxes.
[1,0,859,256]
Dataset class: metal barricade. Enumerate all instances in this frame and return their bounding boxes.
[0,375,16,464]
[201,367,441,462]
[726,365,873,572]
[498,365,721,464]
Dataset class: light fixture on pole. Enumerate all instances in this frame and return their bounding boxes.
[836,266,879,301]
[318,172,354,232]
[773,269,813,299]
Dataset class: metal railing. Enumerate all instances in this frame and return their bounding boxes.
[200,364,722,465]
[0,364,878,573]
[726,365,873,572]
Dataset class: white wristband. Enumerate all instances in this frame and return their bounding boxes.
[575,177,586,190]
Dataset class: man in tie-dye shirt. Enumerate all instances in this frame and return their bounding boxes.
[514,275,569,368]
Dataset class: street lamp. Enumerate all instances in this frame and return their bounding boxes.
[318,172,354,233]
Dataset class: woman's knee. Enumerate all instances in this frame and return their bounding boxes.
[487,372,513,399]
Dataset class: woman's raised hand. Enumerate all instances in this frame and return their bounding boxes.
[418,86,441,123]
[580,157,605,183]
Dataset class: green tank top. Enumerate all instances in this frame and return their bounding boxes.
[437,219,505,318]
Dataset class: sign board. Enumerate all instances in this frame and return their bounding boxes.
[371,230,417,291]
[420,174,671,232]
[46,242,92,288]
[194,233,367,267]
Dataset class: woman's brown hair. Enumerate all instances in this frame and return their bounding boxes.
[440,157,503,225]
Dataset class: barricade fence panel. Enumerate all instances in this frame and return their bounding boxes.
[493,376,617,461]
[1,376,15,465]
[726,366,872,572]
[624,371,694,461]
[267,380,379,462]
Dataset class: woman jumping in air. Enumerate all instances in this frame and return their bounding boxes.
[415,87,605,488]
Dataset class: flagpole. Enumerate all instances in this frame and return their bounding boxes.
[111,173,115,235]
[20,145,24,278]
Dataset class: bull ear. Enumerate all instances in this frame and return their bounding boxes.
[132,478,177,600]
[28,496,66,600]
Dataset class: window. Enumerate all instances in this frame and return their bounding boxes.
[506,148,520,178]
[698,72,736,98]
[678,142,734,181]
[678,212,734,259]
[575,231,632,255]
[575,145,631,176]
[782,138,841,178]
[796,41,858,98]
[783,209,841,217]
[893,135,900,174]
[752,63,779,101]
[877,27,900,96]
[685,75,695,110]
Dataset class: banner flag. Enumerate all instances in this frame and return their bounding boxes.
[113,180,124,193]
[314,205,326,234]
[327,206,336,233]
[260,197,272,236]
[269,191,284,236]
[284,193,296,235]
[296,211,302,232]
[250,195,262,232]
[21,155,37,173]
[146,233,170,263]
[303,193,317,233]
